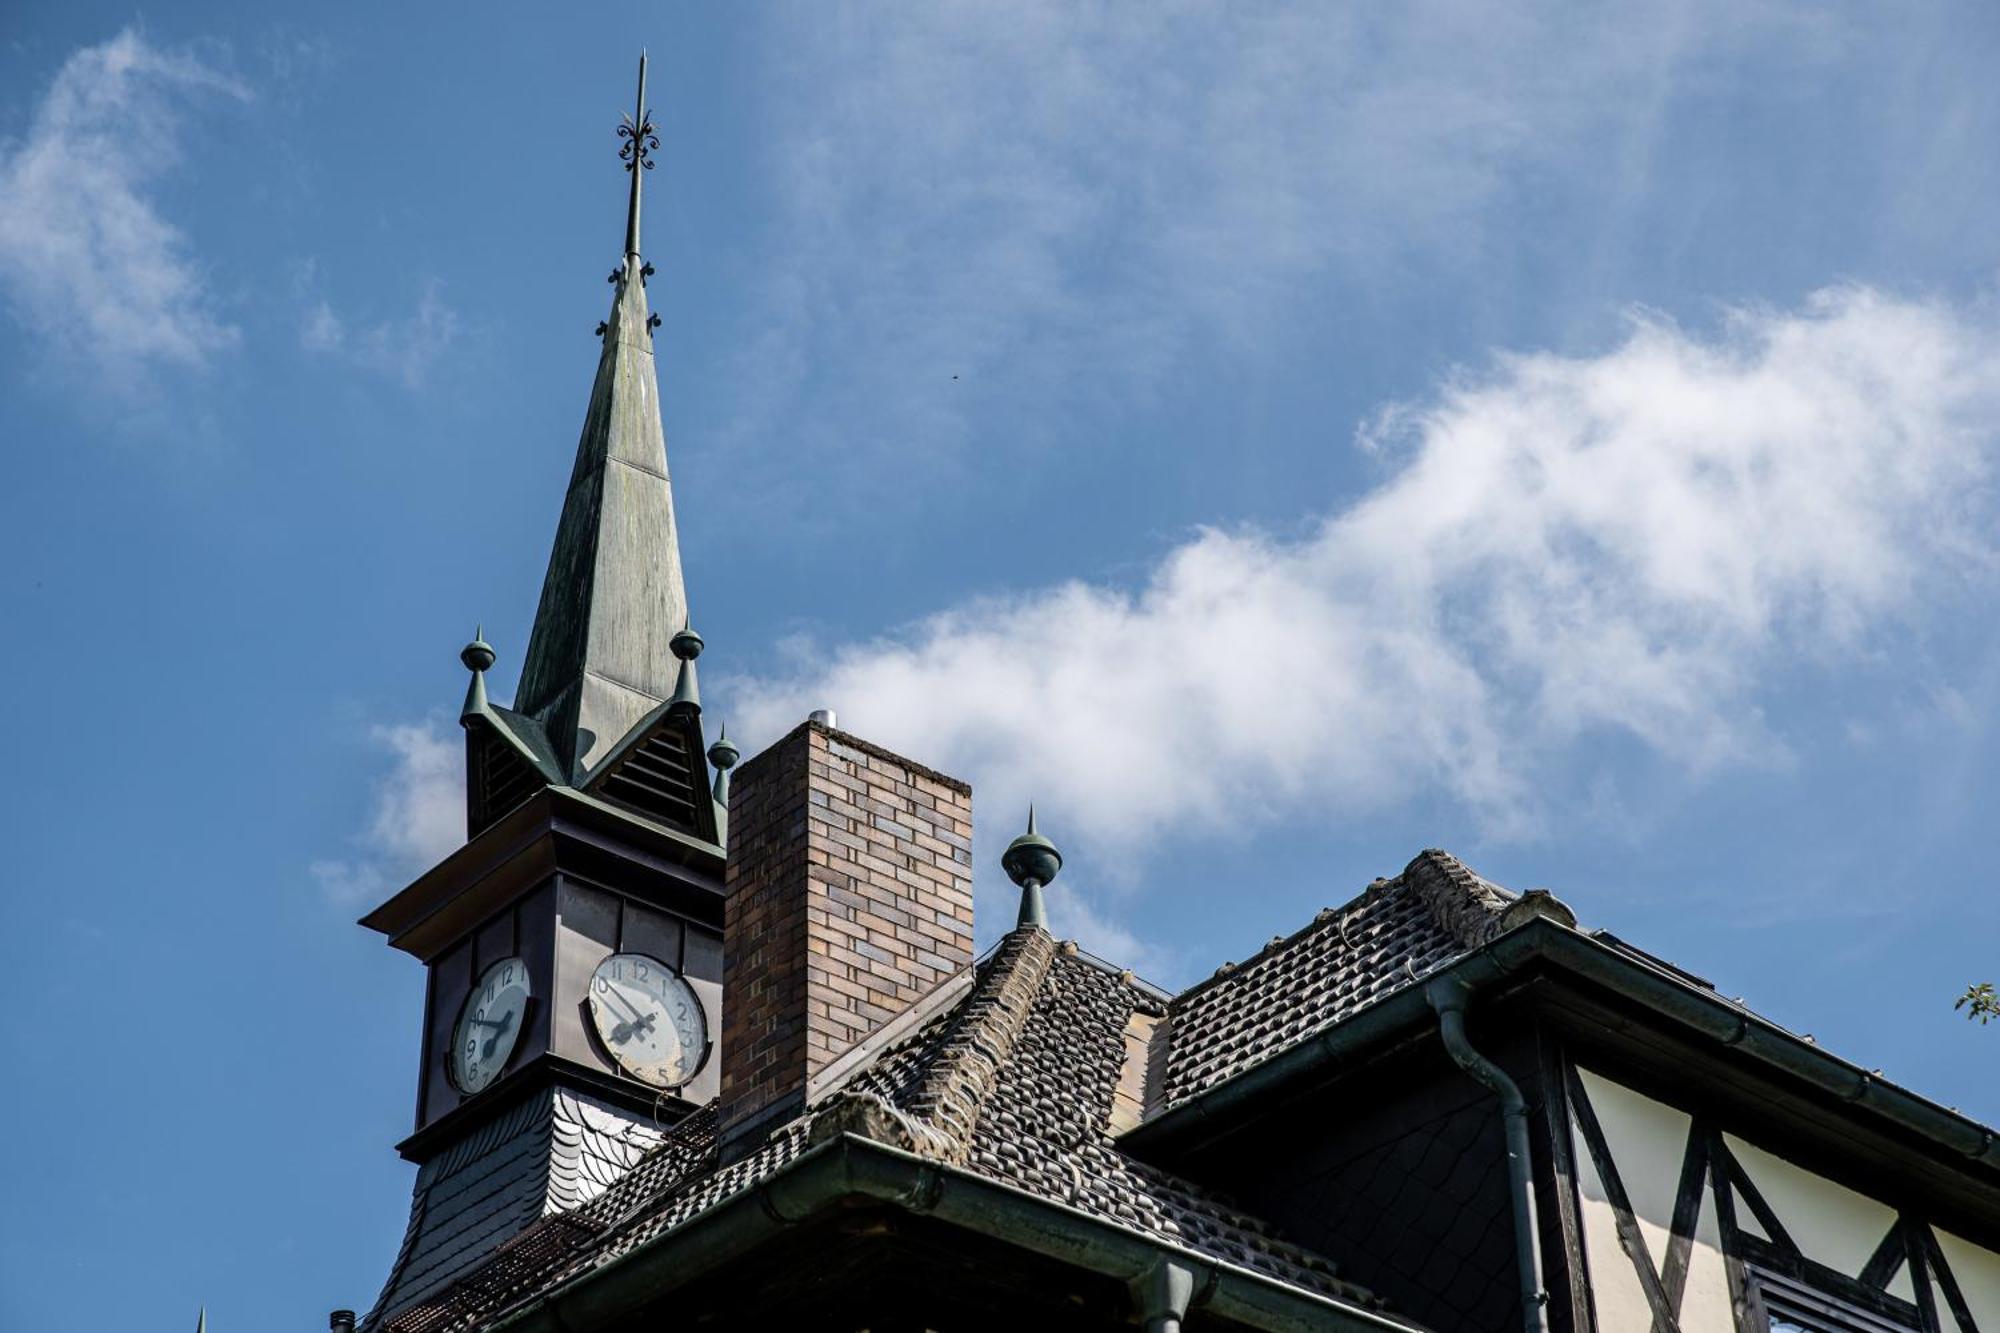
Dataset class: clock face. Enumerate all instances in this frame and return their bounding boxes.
[586,952,709,1090]
[449,957,530,1095]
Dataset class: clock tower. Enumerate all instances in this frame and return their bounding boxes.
[354,56,735,1330]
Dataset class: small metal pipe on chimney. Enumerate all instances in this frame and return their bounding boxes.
[329,1311,357,1333]
[808,708,836,728]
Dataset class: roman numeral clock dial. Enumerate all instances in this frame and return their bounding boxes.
[586,953,710,1090]
[449,958,530,1096]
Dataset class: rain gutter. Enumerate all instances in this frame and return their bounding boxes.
[1123,919,2000,1175]
[483,1134,1424,1333]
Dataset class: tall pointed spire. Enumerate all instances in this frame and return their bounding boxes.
[514,52,690,781]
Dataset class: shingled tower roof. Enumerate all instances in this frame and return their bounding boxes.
[513,53,691,782]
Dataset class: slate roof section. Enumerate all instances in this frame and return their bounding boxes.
[361,1090,667,1332]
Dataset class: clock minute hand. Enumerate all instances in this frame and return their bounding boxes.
[603,985,656,1044]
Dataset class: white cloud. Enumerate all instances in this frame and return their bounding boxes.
[0,29,248,376]
[732,287,1999,854]
[297,269,462,389]
[312,719,464,903]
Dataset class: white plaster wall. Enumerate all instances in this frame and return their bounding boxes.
[1681,1184,1736,1333]
[1571,1063,2000,1333]
[1936,1228,2000,1332]
[1572,1125,1660,1332]
[1724,1132,1896,1275]
[1573,1068,1735,1333]
[1580,1068,1691,1263]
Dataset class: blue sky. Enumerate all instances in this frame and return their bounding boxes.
[4,3,2000,1328]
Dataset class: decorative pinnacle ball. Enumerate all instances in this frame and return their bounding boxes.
[1001,806,1062,890]
[460,634,496,673]
[670,624,705,661]
[707,730,740,771]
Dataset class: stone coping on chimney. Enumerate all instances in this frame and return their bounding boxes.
[735,718,972,796]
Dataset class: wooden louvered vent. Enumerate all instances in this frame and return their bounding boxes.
[471,727,543,834]
[597,725,704,834]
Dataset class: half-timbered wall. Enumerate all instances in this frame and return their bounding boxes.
[1567,1064,2000,1332]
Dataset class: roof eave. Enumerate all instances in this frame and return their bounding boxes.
[1123,919,2000,1176]
[482,1134,1419,1333]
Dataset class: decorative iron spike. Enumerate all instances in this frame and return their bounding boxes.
[620,53,655,260]
[618,112,659,173]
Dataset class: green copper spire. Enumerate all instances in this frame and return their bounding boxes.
[514,53,689,781]
[1002,804,1062,931]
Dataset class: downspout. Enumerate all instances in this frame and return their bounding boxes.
[1426,975,1550,1333]
[1131,1257,1197,1333]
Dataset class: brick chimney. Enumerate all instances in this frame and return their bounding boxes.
[719,719,975,1141]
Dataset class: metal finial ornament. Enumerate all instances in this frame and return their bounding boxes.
[670,621,704,661]
[1002,804,1062,931]
[460,626,496,674]
[666,638,700,715]
[617,52,658,259]
[707,721,739,771]
[707,721,739,838]
[460,627,495,720]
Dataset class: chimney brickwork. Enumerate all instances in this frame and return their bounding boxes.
[720,720,974,1137]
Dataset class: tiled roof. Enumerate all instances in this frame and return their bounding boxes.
[382,849,1555,1332]
[1161,849,1541,1108]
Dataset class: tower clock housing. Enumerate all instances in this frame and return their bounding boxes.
[360,782,725,1155]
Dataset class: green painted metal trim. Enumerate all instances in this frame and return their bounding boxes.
[482,1134,1422,1333]
[460,700,566,787]
[566,697,718,845]
[574,692,706,791]
[1123,920,2000,1175]
[555,783,724,864]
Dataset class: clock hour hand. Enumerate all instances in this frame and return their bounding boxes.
[603,985,656,1044]
[610,1011,657,1045]
[467,1017,509,1030]
[480,1008,516,1060]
